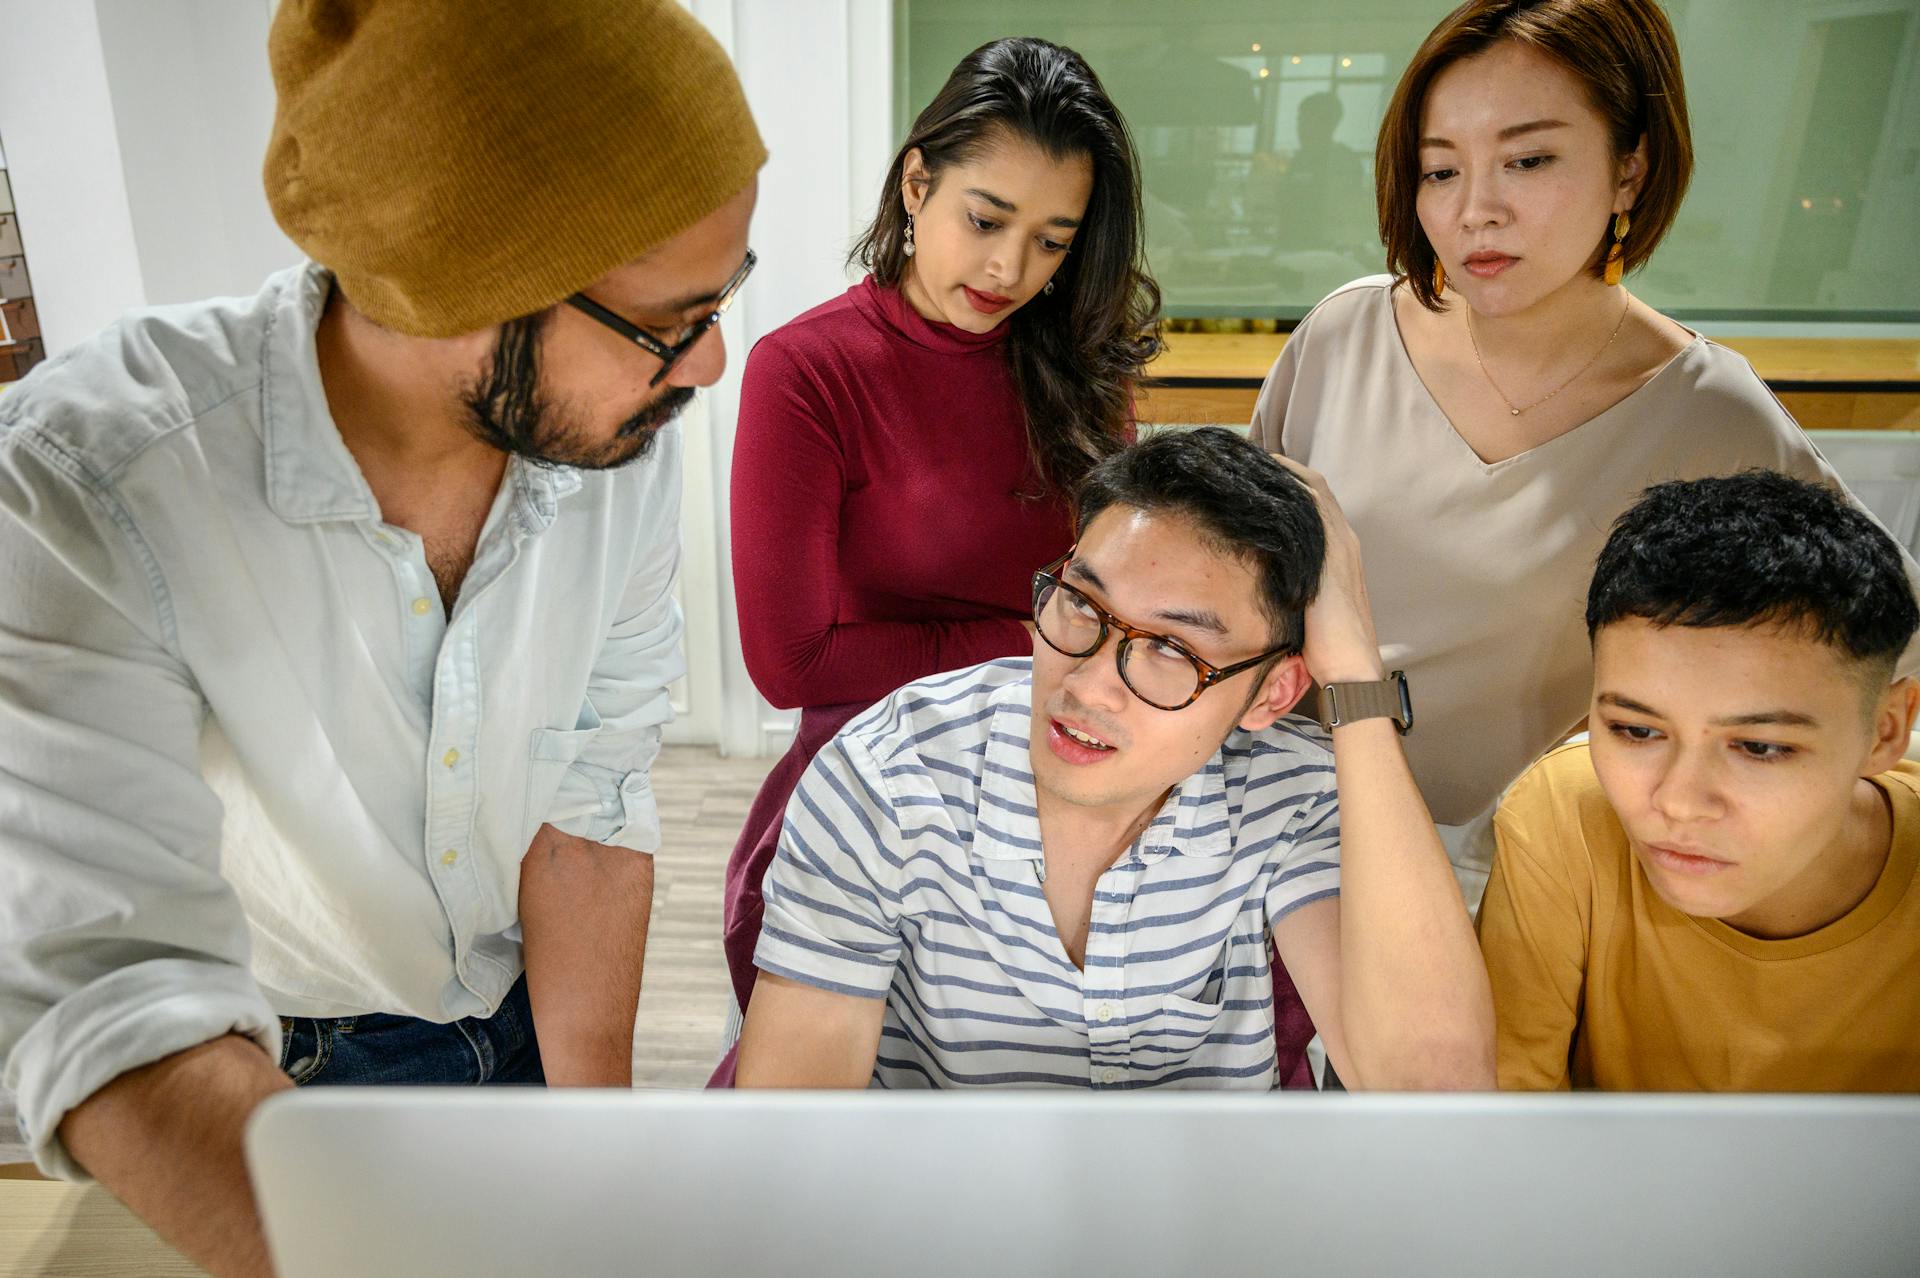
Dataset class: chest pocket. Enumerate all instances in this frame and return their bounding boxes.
[1141,991,1232,1071]
[524,703,604,834]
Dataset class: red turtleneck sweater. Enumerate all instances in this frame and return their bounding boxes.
[722,278,1074,1014]
[730,277,1069,707]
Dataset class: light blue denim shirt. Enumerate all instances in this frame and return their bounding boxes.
[0,263,685,1176]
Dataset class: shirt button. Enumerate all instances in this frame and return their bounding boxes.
[1100,1068,1121,1085]
[1095,1003,1116,1023]
[442,748,460,769]
[441,849,459,866]
[412,597,433,616]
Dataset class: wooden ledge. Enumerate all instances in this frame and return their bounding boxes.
[1139,332,1920,431]
[1147,331,1920,389]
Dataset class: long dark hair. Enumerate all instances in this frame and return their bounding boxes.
[850,37,1162,496]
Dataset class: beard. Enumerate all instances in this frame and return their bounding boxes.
[460,309,695,471]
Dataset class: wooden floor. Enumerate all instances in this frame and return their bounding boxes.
[628,744,775,1088]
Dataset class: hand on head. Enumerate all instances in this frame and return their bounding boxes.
[1267,453,1384,685]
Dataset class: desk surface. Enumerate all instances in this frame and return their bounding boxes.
[1149,331,1920,385]
[0,1178,204,1276]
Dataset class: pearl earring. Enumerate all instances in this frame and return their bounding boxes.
[902,213,916,258]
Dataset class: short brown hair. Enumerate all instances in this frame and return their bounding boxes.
[1375,0,1693,311]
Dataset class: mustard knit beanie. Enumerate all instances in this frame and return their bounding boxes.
[264,0,767,337]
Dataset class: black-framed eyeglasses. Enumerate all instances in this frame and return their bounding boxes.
[566,248,756,387]
[1031,553,1296,711]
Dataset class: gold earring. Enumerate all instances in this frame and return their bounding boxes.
[1603,210,1630,286]
[1432,260,1446,294]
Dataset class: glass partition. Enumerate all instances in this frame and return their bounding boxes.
[897,0,1920,323]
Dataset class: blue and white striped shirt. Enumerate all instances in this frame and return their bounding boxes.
[755,657,1342,1089]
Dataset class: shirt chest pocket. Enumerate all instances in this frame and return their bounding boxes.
[524,703,604,832]
[1140,991,1232,1070]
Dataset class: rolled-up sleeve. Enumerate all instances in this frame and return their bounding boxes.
[541,430,686,853]
[0,430,277,1180]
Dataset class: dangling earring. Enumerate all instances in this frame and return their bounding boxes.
[1043,280,1054,296]
[1432,260,1445,295]
[902,213,916,258]
[1603,210,1630,286]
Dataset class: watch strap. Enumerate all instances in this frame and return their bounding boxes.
[1316,670,1413,734]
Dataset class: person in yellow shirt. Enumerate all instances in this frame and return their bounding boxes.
[1479,470,1920,1091]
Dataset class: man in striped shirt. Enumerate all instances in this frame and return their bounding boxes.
[737,428,1493,1090]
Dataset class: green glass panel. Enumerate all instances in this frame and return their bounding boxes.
[897,0,1920,322]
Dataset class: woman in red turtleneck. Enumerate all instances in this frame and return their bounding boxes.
[720,38,1162,1052]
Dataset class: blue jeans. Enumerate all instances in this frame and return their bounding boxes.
[277,975,545,1086]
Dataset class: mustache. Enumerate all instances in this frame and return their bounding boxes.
[615,384,694,440]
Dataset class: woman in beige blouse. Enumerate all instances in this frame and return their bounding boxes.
[1252,0,1914,904]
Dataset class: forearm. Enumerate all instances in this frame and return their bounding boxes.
[1332,717,1496,1089]
[58,1034,291,1278]
[1270,449,1494,1088]
[519,823,653,1086]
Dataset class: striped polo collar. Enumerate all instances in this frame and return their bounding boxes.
[973,672,1236,863]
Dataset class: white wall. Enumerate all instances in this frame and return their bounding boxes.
[702,0,894,757]
[94,0,298,307]
[0,0,293,352]
[0,1,147,353]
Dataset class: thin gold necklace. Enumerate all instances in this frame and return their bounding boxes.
[1466,295,1631,416]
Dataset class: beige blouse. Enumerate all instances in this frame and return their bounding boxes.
[1252,275,1872,840]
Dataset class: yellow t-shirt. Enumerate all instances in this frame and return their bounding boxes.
[1479,743,1920,1092]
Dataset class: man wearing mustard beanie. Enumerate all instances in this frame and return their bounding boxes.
[0,1,764,1272]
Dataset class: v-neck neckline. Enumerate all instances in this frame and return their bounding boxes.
[1384,284,1704,476]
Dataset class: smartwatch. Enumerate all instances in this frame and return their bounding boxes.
[1314,670,1413,735]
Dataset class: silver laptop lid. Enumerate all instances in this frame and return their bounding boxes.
[248,1090,1920,1278]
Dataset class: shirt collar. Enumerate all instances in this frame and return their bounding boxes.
[505,453,584,535]
[973,675,1047,862]
[973,670,1237,863]
[262,263,378,524]
[261,262,583,529]
[1139,746,1235,861]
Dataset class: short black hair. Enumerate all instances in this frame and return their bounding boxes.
[1074,426,1325,653]
[1588,471,1918,678]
